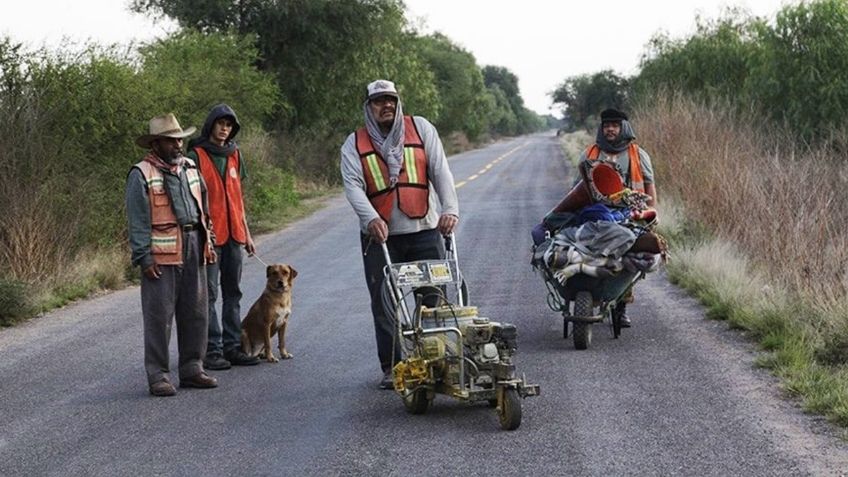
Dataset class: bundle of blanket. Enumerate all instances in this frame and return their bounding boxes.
[532,203,666,286]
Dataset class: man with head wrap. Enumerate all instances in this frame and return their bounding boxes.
[340,79,460,389]
[581,108,657,207]
[548,108,658,327]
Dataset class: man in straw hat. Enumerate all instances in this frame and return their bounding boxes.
[340,79,459,389]
[126,113,219,396]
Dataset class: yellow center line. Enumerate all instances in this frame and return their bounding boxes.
[455,142,526,189]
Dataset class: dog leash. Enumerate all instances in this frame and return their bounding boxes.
[251,253,271,267]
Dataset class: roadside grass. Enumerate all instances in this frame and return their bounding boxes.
[249,177,339,234]
[641,92,848,426]
[559,130,591,165]
[660,205,848,427]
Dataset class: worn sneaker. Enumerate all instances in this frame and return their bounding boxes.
[203,354,232,371]
[620,312,632,328]
[378,370,394,390]
[225,349,261,366]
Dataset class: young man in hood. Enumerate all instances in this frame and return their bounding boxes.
[187,104,260,369]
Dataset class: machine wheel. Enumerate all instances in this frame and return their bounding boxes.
[498,388,522,430]
[403,388,430,415]
[572,292,593,350]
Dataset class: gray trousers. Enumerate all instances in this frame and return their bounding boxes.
[140,230,208,385]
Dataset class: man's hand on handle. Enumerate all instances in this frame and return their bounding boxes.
[368,214,458,243]
[438,214,458,236]
[367,218,389,243]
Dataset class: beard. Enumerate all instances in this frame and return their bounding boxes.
[153,143,183,164]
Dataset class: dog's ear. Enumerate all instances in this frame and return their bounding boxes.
[266,265,274,277]
[288,265,298,281]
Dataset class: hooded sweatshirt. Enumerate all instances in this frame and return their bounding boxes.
[187,103,246,180]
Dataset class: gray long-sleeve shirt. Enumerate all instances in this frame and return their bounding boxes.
[125,161,208,269]
[340,116,459,235]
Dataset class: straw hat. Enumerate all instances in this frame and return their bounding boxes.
[135,113,197,148]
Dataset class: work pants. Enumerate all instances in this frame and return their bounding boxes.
[140,230,208,384]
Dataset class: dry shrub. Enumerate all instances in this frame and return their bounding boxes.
[275,127,347,183]
[443,131,471,156]
[66,247,128,291]
[636,94,848,305]
[559,130,592,165]
[0,277,32,325]
[0,181,77,282]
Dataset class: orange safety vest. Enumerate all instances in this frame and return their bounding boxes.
[134,158,213,266]
[355,116,429,223]
[194,147,248,246]
[586,143,645,193]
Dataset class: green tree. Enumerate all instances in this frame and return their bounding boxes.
[137,30,281,130]
[551,70,628,129]
[747,0,848,142]
[484,84,517,135]
[413,33,491,139]
[634,10,759,102]
[482,65,542,135]
[130,0,439,133]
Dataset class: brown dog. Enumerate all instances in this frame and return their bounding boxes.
[240,264,297,363]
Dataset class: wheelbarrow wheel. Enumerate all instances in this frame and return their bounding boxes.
[572,292,593,350]
[403,388,430,414]
[498,388,522,430]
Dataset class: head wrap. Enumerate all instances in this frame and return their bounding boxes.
[363,97,405,186]
[595,118,636,153]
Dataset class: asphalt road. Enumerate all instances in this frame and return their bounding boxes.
[1,132,846,476]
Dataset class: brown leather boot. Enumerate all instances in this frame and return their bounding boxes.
[180,372,218,389]
[149,379,176,397]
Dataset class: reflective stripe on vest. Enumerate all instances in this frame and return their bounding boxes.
[355,116,429,222]
[586,143,645,193]
[194,147,248,246]
[134,158,209,266]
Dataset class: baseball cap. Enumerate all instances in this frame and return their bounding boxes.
[366,79,399,101]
